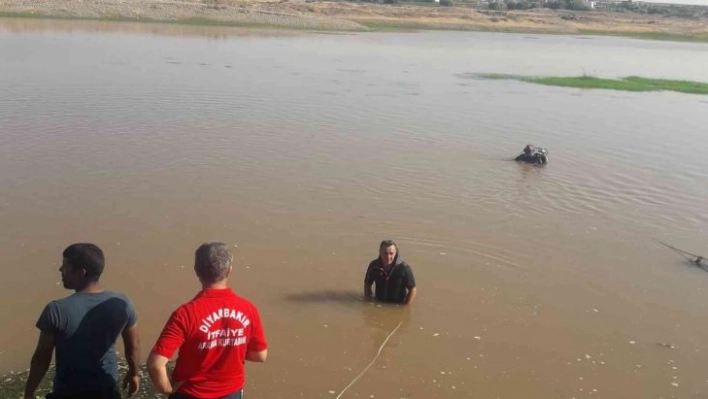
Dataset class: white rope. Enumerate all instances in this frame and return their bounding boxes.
[335,320,403,399]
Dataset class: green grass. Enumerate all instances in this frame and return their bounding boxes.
[478,74,708,95]
[0,11,267,28]
[355,19,434,31]
[579,29,708,43]
[4,11,708,42]
[0,12,363,32]
[355,18,562,33]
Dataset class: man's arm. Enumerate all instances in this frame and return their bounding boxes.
[403,265,417,305]
[121,324,141,397]
[404,286,417,305]
[149,309,187,395]
[364,283,374,301]
[245,307,268,363]
[147,352,175,395]
[364,262,375,301]
[24,331,54,399]
[246,349,268,362]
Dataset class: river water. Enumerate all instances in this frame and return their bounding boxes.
[1,18,707,398]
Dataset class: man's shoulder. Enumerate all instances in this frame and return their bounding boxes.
[103,291,133,302]
[39,292,136,329]
[230,293,260,312]
[56,291,132,302]
[179,290,258,310]
[174,297,200,314]
[396,261,414,273]
[172,292,261,327]
[40,298,65,316]
[49,293,86,310]
[368,258,382,268]
[394,258,411,267]
[46,297,67,308]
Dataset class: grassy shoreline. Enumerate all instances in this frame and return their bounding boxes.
[2,1,708,42]
[0,12,333,35]
[478,74,708,94]
[578,29,708,43]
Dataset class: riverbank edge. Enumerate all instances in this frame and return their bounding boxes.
[2,6,708,43]
[0,362,165,399]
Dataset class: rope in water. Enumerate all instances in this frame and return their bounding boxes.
[335,320,403,399]
[626,228,705,268]
[655,240,705,267]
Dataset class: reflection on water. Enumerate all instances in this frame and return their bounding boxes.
[1,18,708,398]
[360,302,412,334]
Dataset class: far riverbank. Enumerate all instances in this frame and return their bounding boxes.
[1,0,708,41]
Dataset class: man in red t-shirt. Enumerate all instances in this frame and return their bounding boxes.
[147,242,268,399]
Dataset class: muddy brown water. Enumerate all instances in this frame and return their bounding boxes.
[1,18,708,398]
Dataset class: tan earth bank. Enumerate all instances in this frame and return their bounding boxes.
[1,0,708,38]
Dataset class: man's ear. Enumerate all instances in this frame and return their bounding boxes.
[225,265,233,279]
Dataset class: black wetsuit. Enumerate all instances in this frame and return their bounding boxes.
[515,151,548,165]
[364,255,416,304]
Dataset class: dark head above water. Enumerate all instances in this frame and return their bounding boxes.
[515,144,548,165]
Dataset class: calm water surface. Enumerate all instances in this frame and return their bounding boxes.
[1,18,707,398]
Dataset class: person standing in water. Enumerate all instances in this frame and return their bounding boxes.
[514,144,549,165]
[364,240,417,305]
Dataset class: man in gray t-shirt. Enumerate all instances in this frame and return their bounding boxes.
[24,243,141,399]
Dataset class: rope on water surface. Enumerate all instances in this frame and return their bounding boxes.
[619,225,705,269]
[334,320,403,399]
[655,240,706,267]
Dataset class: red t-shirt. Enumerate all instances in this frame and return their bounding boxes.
[152,288,267,398]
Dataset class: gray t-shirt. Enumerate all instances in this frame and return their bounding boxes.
[36,291,137,394]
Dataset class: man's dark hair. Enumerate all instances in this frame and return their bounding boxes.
[63,243,105,281]
[379,240,397,252]
[195,242,233,284]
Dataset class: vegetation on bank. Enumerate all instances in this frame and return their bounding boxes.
[0,11,367,31]
[488,0,708,16]
[578,29,708,42]
[3,0,708,43]
[478,74,708,95]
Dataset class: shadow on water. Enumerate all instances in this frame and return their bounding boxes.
[284,290,363,304]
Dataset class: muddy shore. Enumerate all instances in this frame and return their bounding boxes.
[1,0,707,40]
